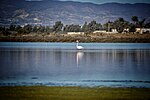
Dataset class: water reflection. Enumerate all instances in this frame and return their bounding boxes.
[0,48,150,87]
[76,51,84,68]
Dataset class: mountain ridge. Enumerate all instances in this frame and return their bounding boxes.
[0,0,150,25]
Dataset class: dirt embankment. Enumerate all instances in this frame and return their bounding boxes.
[0,33,150,43]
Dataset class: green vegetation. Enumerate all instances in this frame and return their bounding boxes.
[0,16,150,42]
[0,16,150,36]
[0,86,150,100]
[82,21,102,34]
[52,21,63,33]
[64,24,82,32]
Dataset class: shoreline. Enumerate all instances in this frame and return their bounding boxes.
[0,33,150,43]
[0,86,150,99]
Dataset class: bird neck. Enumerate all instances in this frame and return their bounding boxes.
[76,42,79,47]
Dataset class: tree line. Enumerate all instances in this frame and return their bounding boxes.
[0,16,150,35]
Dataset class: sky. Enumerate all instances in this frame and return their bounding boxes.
[59,0,150,4]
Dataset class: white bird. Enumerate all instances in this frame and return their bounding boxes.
[76,40,84,50]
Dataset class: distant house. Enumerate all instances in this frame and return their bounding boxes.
[136,28,141,33]
[106,29,118,33]
[123,28,129,33]
[67,32,84,35]
[136,28,150,34]
[93,29,119,34]
[93,30,107,33]
[141,28,150,34]
[111,29,117,33]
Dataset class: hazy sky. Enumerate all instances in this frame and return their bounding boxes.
[59,0,150,4]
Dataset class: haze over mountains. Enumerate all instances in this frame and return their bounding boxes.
[0,0,150,26]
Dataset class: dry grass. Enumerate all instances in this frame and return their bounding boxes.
[0,33,150,42]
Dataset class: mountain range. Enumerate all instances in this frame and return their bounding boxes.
[0,0,150,26]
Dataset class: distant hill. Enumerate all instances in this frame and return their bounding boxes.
[0,0,150,25]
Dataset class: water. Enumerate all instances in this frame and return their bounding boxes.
[0,42,150,88]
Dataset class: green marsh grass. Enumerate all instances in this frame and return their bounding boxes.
[0,86,150,100]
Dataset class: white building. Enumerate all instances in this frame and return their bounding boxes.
[93,29,118,34]
[67,32,84,35]
[136,28,150,34]
[93,30,107,33]
[141,28,150,33]
[111,29,117,33]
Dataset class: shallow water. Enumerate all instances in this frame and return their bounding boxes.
[0,42,150,87]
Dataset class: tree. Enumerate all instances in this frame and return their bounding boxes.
[0,26,6,31]
[9,25,16,31]
[64,24,81,32]
[15,25,22,30]
[145,22,150,28]
[32,25,38,33]
[103,21,114,32]
[131,16,139,25]
[15,25,22,33]
[113,18,129,33]
[23,24,33,33]
[138,19,145,28]
[53,21,63,33]
[87,20,97,32]
[0,26,11,35]
[63,25,69,32]
[45,26,53,33]
[2,30,11,36]
[17,28,25,34]
[38,25,45,33]
[82,22,88,32]
[129,23,136,33]
[85,20,102,33]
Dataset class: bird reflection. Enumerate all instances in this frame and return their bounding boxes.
[76,51,84,67]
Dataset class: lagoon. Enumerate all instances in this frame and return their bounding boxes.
[0,42,150,87]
